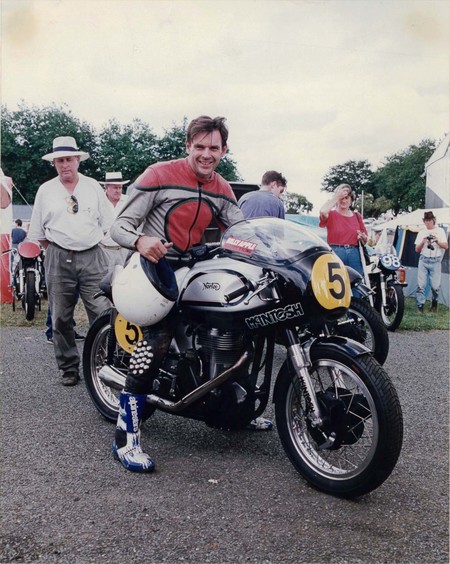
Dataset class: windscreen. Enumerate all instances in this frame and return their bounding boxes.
[221,217,330,267]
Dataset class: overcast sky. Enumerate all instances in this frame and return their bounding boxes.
[2,0,449,212]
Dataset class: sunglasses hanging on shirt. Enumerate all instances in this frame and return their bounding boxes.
[67,195,79,214]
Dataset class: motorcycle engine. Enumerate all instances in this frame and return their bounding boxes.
[195,327,256,430]
[196,327,249,380]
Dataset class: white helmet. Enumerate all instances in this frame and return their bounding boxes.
[112,252,178,326]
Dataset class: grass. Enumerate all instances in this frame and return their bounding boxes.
[0,297,88,329]
[1,296,448,332]
[398,297,449,331]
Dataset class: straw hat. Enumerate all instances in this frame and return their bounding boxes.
[42,136,89,162]
[99,172,130,186]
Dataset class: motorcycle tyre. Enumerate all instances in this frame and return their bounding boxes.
[274,345,403,498]
[341,297,389,365]
[24,270,36,321]
[376,282,405,332]
[83,308,156,423]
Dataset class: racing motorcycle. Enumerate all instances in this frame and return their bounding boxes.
[83,218,403,498]
[365,252,406,332]
[4,240,46,321]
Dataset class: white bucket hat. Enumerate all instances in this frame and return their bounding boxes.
[42,136,89,162]
[99,172,130,186]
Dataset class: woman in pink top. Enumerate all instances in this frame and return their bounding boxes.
[319,183,368,276]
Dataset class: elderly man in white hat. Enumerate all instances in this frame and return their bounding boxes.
[28,136,114,386]
[99,172,131,271]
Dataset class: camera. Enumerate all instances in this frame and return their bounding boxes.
[426,235,435,250]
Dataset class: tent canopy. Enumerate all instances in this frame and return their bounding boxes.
[375,207,450,231]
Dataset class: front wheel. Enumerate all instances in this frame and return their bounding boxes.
[376,282,405,332]
[24,271,36,321]
[274,345,403,498]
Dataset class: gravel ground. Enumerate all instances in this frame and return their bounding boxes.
[0,327,448,563]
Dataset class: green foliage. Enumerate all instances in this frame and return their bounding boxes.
[284,192,313,214]
[96,118,159,183]
[156,118,188,162]
[1,102,97,204]
[321,140,437,218]
[321,160,375,196]
[372,140,436,216]
[1,104,242,203]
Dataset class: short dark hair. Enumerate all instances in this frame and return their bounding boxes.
[186,116,229,147]
[15,219,23,226]
[261,170,287,188]
[423,211,436,223]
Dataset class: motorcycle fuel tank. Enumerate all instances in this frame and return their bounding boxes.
[178,257,272,315]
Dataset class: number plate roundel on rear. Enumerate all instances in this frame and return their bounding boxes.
[114,314,143,353]
[311,255,351,310]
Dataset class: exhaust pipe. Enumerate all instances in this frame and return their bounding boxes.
[98,365,126,390]
[97,350,251,413]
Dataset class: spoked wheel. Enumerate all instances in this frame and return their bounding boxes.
[82,309,130,422]
[274,345,403,498]
[335,297,389,365]
[377,282,405,332]
[24,271,36,321]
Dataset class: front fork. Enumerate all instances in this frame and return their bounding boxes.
[378,272,387,312]
[284,328,324,427]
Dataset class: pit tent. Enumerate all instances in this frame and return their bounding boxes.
[425,133,449,209]
[375,208,450,306]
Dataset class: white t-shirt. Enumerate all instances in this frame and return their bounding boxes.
[28,173,114,251]
[101,194,128,247]
[414,226,447,259]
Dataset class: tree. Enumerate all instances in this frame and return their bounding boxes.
[1,104,243,203]
[321,160,375,196]
[96,118,159,183]
[284,192,313,214]
[1,102,97,204]
[372,140,436,215]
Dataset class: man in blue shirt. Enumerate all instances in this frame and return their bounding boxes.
[238,170,287,219]
[11,219,27,247]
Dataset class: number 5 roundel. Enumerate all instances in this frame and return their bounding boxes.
[311,254,351,310]
[115,314,143,353]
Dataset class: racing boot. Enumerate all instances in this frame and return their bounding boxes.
[112,392,155,473]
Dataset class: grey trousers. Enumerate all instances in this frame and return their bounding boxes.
[45,243,111,374]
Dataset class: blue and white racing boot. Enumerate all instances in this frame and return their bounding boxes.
[112,392,155,473]
[246,417,273,431]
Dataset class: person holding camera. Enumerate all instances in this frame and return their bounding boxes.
[414,211,448,313]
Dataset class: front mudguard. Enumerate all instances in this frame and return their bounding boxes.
[273,335,371,403]
[305,335,371,359]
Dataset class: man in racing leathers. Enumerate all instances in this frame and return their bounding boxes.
[109,116,272,473]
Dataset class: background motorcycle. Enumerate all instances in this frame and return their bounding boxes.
[330,266,390,365]
[4,240,46,321]
[83,218,403,498]
[365,252,407,332]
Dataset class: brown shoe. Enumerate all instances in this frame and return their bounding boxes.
[62,372,80,386]
[431,300,438,312]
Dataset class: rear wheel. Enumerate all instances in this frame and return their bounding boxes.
[83,309,129,422]
[274,345,403,498]
[24,271,36,321]
[83,309,156,422]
